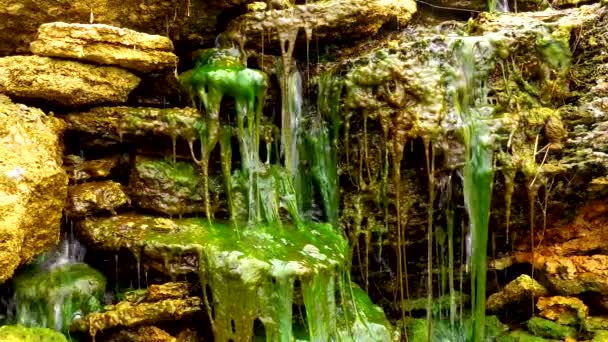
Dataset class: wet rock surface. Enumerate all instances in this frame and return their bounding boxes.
[128,156,222,216]
[30,22,178,73]
[66,180,130,217]
[226,0,417,51]
[0,56,140,106]
[63,106,203,142]
[72,296,202,338]
[0,96,67,282]
[13,262,106,333]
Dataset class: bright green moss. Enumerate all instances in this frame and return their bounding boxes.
[0,325,68,342]
[13,263,106,334]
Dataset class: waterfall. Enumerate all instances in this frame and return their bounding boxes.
[449,36,497,342]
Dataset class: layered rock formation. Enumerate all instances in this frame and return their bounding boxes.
[30,22,178,73]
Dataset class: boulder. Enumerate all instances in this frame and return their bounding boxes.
[0,56,140,106]
[537,296,588,326]
[30,22,178,73]
[0,96,67,282]
[487,275,548,312]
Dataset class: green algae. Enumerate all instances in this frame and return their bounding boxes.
[13,263,106,334]
[78,214,395,341]
[527,317,577,340]
[0,325,68,342]
[179,48,269,222]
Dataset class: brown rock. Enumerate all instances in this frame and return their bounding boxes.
[0,56,140,107]
[30,22,178,73]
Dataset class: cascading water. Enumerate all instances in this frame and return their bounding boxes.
[8,228,105,335]
[448,36,497,342]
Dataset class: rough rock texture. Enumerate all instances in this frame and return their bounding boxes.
[0,96,67,282]
[30,22,178,73]
[0,0,262,57]
[537,296,588,326]
[129,156,222,216]
[66,180,129,217]
[226,0,417,50]
[105,326,177,342]
[487,275,548,312]
[64,154,126,183]
[72,297,202,338]
[543,255,608,295]
[63,106,204,142]
[0,56,140,106]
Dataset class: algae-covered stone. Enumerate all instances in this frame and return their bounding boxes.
[63,106,204,142]
[0,325,67,342]
[0,96,68,282]
[527,316,577,340]
[71,297,202,338]
[14,262,106,333]
[226,0,417,50]
[30,22,178,73]
[496,330,549,342]
[537,296,588,326]
[76,214,390,341]
[404,315,508,341]
[67,180,129,217]
[64,154,126,183]
[487,274,548,312]
[0,56,140,106]
[584,317,608,332]
[129,156,222,216]
[593,330,608,342]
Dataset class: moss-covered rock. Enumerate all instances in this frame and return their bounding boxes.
[0,96,68,282]
[30,22,178,73]
[63,106,204,142]
[0,56,140,106]
[226,0,417,51]
[527,316,577,340]
[14,262,106,333]
[0,325,67,342]
[76,214,393,341]
[487,275,548,312]
[496,330,549,342]
[129,156,222,216]
[537,296,588,326]
[66,180,129,217]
